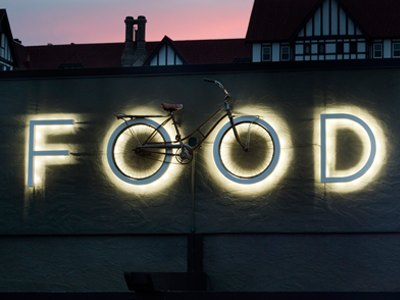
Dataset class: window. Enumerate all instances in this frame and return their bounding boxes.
[0,33,4,58]
[350,42,357,54]
[0,62,11,71]
[318,44,325,54]
[262,46,271,61]
[373,44,382,58]
[393,43,400,58]
[281,46,290,61]
[337,42,344,54]
[304,44,311,54]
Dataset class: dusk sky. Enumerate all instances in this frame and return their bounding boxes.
[2,0,254,46]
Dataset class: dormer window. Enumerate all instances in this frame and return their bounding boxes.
[262,46,271,61]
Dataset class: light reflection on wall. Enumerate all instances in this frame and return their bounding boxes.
[102,114,185,195]
[202,105,293,196]
[25,114,79,190]
[314,106,386,193]
[103,105,292,196]
[32,156,72,188]
[325,118,371,179]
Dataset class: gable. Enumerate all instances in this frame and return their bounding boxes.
[246,0,400,43]
[146,36,185,66]
[0,32,14,64]
[295,0,365,39]
[0,9,19,69]
[149,43,184,66]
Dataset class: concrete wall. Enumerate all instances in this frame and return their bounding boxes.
[0,67,400,291]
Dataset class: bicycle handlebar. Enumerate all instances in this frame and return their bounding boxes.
[203,78,215,83]
[203,78,231,98]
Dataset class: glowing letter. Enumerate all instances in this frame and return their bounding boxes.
[27,120,74,187]
[321,114,376,183]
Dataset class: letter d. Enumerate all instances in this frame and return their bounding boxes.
[321,114,376,183]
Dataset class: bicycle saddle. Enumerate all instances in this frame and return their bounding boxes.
[161,103,183,112]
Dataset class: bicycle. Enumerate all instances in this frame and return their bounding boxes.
[106,78,280,185]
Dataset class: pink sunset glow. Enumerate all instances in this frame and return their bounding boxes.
[2,0,254,46]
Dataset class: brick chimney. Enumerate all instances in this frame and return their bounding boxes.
[121,16,135,66]
[121,16,148,67]
[132,16,147,66]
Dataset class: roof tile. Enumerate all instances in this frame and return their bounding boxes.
[246,0,320,42]
[15,39,251,70]
[341,0,400,38]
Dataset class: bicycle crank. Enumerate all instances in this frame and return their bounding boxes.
[175,146,193,164]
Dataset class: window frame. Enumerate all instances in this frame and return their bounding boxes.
[336,42,344,54]
[318,43,325,54]
[373,43,383,58]
[280,46,290,61]
[262,46,272,62]
[0,33,4,58]
[393,43,400,58]
[304,44,311,55]
[350,42,357,54]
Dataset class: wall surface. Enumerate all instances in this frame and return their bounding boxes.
[0,67,399,292]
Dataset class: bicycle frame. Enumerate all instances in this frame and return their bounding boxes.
[115,80,246,157]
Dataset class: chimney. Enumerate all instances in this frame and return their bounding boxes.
[121,16,135,66]
[132,16,147,66]
[121,16,148,67]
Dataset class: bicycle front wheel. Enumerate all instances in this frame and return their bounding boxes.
[107,119,172,185]
[213,116,280,184]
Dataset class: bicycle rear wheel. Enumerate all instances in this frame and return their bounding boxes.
[107,119,171,185]
[213,116,280,184]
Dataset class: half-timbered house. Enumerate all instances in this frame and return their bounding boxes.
[0,9,18,70]
[247,0,400,62]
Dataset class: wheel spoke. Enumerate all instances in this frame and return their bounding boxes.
[112,123,166,180]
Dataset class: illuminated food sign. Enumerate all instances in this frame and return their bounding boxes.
[26,111,383,191]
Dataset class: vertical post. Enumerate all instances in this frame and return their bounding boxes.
[191,151,196,233]
[187,233,203,272]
